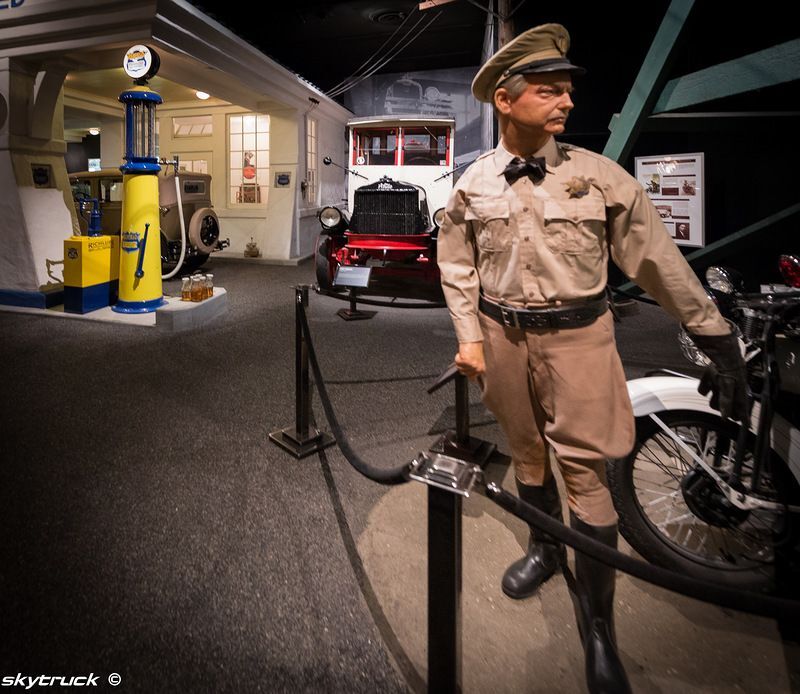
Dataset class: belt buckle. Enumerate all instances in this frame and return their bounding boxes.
[499,305,519,329]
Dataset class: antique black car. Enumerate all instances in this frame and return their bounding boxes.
[314,116,455,302]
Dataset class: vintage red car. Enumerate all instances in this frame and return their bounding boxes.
[315,116,456,302]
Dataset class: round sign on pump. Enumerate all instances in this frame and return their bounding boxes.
[123,45,160,82]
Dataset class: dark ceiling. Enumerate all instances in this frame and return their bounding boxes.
[188,1,679,93]
[185,0,797,134]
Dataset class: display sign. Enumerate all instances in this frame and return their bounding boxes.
[123,45,160,81]
[274,172,291,187]
[334,265,371,288]
[635,152,704,247]
[31,164,52,188]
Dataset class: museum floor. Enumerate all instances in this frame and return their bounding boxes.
[1,258,798,693]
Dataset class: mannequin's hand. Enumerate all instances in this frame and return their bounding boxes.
[455,341,485,381]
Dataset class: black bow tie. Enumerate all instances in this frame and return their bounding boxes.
[503,156,547,185]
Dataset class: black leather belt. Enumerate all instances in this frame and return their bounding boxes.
[479,293,607,330]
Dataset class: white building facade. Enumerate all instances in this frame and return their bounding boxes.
[0,0,351,304]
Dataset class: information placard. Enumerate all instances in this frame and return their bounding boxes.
[334,265,371,288]
[635,152,704,247]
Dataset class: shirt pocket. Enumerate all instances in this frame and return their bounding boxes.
[542,198,606,255]
[465,198,512,251]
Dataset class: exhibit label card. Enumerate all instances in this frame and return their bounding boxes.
[635,152,704,248]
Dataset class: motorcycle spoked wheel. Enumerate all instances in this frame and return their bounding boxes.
[607,410,798,591]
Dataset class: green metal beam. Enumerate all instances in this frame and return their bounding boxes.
[616,202,800,293]
[633,111,800,132]
[654,39,800,113]
[602,0,694,164]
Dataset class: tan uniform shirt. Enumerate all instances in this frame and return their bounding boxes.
[437,138,728,343]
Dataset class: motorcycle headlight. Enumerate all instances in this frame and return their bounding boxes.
[433,207,446,228]
[319,206,343,230]
[705,266,738,294]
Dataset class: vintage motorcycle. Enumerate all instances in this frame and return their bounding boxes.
[607,255,800,592]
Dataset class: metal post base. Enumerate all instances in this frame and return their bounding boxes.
[269,427,335,459]
[336,307,377,321]
[429,430,496,468]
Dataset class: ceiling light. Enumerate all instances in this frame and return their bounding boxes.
[88,127,100,136]
[370,10,407,24]
[195,90,210,100]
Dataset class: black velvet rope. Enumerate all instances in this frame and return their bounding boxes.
[297,292,800,619]
[298,302,411,485]
[314,286,447,309]
[485,482,800,621]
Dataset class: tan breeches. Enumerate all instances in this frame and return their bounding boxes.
[479,311,635,526]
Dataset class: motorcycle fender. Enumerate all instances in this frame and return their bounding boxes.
[627,377,798,477]
[626,376,715,417]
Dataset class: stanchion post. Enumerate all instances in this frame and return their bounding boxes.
[428,486,462,694]
[454,373,469,446]
[296,285,311,440]
[411,364,488,692]
[269,285,335,458]
[430,371,495,466]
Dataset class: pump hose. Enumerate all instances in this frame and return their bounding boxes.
[486,482,800,621]
[298,304,410,485]
[162,172,188,280]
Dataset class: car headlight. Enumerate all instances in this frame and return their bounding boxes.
[433,207,445,228]
[319,206,343,230]
[705,266,737,294]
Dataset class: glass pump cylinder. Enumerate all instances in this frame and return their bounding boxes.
[119,88,162,173]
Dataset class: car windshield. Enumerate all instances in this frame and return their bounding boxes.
[353,128,397,166]
[100,178,123,202]
[402,126,449,166]
[71,179,92,200]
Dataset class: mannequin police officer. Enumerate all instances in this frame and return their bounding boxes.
[437,23,748,694]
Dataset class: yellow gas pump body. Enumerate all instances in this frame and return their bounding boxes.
[117,172,162,308]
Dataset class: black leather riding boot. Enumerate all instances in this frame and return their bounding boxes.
[501,477,565,599]
[569,511,632,694]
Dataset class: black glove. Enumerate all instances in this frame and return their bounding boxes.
[690,331,750,422]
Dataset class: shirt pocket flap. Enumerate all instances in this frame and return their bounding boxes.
[465,198,510,223]
[544,198,606,223]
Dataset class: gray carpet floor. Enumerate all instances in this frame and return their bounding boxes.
[2,258,791,693]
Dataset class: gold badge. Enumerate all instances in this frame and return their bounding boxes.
[565,176,592,198]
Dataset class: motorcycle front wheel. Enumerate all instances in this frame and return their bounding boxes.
[607,410,798,591]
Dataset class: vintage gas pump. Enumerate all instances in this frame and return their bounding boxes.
[113,44,165,313]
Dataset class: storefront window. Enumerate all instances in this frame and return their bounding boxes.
[229,113,269,205]
[173,115,213,137]
[306,116,318,205]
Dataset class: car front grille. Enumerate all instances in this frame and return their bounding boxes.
[351,188,423,235]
